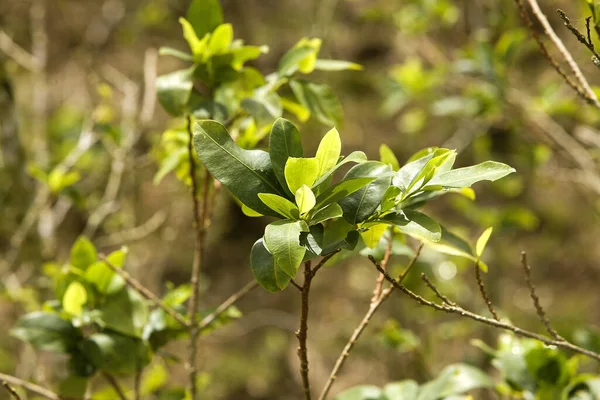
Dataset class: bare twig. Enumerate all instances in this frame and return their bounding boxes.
[298,261,313,400]
[134,366,142,400]
[197,280,259,331]
[520,251,563,341]
[311,249,342,277]
[370,233,393,303]
[318,244,424,400]
[2,381,22,400]
[102,372,128,400]
[420,273,455,306]
[96,210,167,247]
[374,264,600,363]
[474,262,500,321]
[0,374,57,400]
[0,31,40,71]
[99,255,190,327]
[30,0,49,167]
[140,48,158,125]
[557,9,600,68]
[290,279,303,291]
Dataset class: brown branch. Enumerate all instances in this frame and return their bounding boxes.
[420,273,455,306]
[297,261,313,400]
[197,280,259,332]
[290,279,303,291]
[2,381,22,400]
[102,372,128,400]
[311,249,342,277]
[370,233,393,303]
[186,116,211,400]
[317,243,424,400]
[474,262,500,321]
[99,255,190,327]
[514,0,600,108]
[520,251,563,341]
[374,264,600,363]
[0,374,57,400]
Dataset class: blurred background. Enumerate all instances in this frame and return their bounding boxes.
[2,0,600,398]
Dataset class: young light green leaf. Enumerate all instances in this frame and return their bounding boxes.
[380,186,402,212]
[393,152,436,192]
[284,157,318,194]
[315,127,342,178]
[335,385,382,400]
[178,18,208,56]
[313,59,363,71]
[315,177,376,209]
[264,220,308,277]
[290,79,343,127]
[383,381,420,400]
[407,149,455,193]
[158,47,194,61]
[426,161,516,188]
[269,118,303,196]
[360,223,388,249]
[250,239,291,292]
[156,67,195,117]
[84,248,128,294]
[231,45,268,70]
[296,38,321,73]
[278,46,315,77]
[186,0,223,38]
[194,120,284,216]
[379,144,400,171]
[476,227,493,258]
[382,210,442,242]
[62,281,87,316]
[207,23,233,55]
[258,193,300,219]
[295,185,316,215]
[241,204,263,217]
[281,97,311,122]
[70,236,97,270]
[154,147,187,185]
[339,161,393,224]
[312,151,367,188]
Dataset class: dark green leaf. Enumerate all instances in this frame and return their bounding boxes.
[315,177,376,209]
[156,67,195,117]
[241,92,283,126]
[339,161,392,224]
[382,210,442,242]
[186,0,223,38]
[98,288,149,338]
[11,311,81,353]
[312,151,368,189]
[81,332,152,375]
[309,202,343,225]
[250,238,291,292]
[194,120,284,216]
[269,118,303,196]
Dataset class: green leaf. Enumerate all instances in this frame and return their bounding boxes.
[98,288,149,338]
[140,363,169,395]
[82,332,151,375]
[313,59,363,71]
[417,363,492,400]
[312,151,368,188]
[339,161,393,224]
[426,161,516,188]
[231,45,269,70]
[360,223,388,249]
[11,312,81,353]
[379,144,400,171]
[269,118,303,196]
[179,18,208,56]
[162,284,192,307]
[278,45,317,77]
[70,236,97,270]
[476,227,493,258]
[84,248,128,294]
[250,239,291,292]
[194,120,284,216]
[63,282,87,316]
[315,127,342,179]
[290,79,343,127]
[156,67,195,117]
[264,220,308,277]
[380,186,401,212]
[315,177,376,209]
[309,202,343,225]
[154,147,187,185]
[207,23,233,54]
[322,219,360,254]
[281,97,311,122]
[186,0,223,38]
[158,46,194,61]
[382,210,441,242]
[258,193,300,219]
[334,385,382,400]
[241,92,283,126]
[383,380,420,400]
[393,151,438,192]
[284,157,319,194]
[408,150,456,192]
[295,185,316,215]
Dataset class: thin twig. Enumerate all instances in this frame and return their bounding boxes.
[134,366,142,400]
[298,261,313,400]
[186,117,211,400]
[290,279,303,291]
[0,31,40,71]
[311,249,341,277]
[520,251,563,340]
[99,255,190,327]
[140,48,158,125]
[2,381,22,400]
[371,233,393,303]
[96,210,167,247]
[474,262,500,320]
[374,264,600,363]
[420,273,455,306]
[197,280,259,331]
[317,244,423,400]
[0,374,57,400]
[102,372,128,400]
[557,9,600,68]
